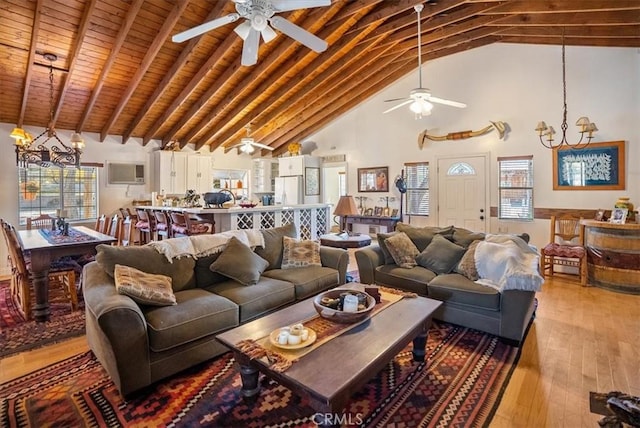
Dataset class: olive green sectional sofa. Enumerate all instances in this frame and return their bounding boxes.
[355,223,538,346]
[83,224,348,396]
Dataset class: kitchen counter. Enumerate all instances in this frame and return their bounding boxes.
[135,204,331,240]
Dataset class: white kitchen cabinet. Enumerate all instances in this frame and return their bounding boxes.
[187,154,213,194]
[278,155,320,177]
[154,151,188,195]
[252,158,278,193]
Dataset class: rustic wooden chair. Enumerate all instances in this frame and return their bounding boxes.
[1,219,78,319]
[119,216,134,246]
[95,214,111,234]
[540,215,587,285]
[107,215,122,245]
[26,213,54,230]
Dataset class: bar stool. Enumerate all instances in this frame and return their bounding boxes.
[135,209,153,244]
[153,210,171,240]
[170,212,214,237]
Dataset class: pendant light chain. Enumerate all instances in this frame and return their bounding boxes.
[560,30,568,145]
[48,63,55,127]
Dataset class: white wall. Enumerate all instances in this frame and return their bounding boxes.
[305,43,640,249]
[1,43,638,272]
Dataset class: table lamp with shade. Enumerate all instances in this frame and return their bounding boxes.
[333,195,359,233]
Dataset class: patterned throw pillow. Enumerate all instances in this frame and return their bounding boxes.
[281,236,322,269]
[210,237,269,286]
[454,239,482,280]
[384,232,419,268]
[114,264,176,306]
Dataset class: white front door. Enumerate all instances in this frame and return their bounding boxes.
[437,155,488,232]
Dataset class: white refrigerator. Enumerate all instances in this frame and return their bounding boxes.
[274,176,303,205]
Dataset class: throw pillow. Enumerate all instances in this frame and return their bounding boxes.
[454,239,482,280]
[384,232,419,268]
[376,232,398,265]
[395,223,455,251]
[254,223,297,270]
[452,227,485,248]
[281,236,322,269]
[95,244,196,292]
[415,234,466,274]
[210,237,269,286]
[114,264,176,306]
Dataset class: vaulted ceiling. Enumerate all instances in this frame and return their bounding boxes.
[2,0,639,157]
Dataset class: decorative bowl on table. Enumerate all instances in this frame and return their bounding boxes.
[313,289,376,323]
[239,202,257,208]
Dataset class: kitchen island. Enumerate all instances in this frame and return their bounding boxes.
[137,204,331,240]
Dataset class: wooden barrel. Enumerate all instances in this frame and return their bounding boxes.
[581,220,640,294]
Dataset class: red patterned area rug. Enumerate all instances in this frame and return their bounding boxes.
[0,280,85,358]
[0,321,521,427]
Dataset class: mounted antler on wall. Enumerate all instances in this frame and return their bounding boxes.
[418,121,509,149]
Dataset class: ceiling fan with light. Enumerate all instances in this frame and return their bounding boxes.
[172,0,330,66]
[230,125,275,154]
[383,3,466,118]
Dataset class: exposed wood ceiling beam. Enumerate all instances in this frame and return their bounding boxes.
[51,0,97,128]
[122,1,228,143]
[100,0,190,142]
[77,0,145,133]
[15,0,43,128]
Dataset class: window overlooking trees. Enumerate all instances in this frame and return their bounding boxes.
[498,156,533,220]
[18,166,98,225]
[404,162,429,216]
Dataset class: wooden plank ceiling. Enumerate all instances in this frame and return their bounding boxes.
[2,0,639,157]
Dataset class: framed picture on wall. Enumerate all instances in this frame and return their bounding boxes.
[357,166,389,192]
[553,140,625,190]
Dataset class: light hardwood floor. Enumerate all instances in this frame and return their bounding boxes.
[1,269,638,427]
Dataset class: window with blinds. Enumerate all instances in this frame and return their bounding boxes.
[404,162,429,216]
[498,156,533,220]
[18,166,99,225]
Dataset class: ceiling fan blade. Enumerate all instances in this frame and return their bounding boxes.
[383,99,414,114]
[241,28,260,66]
[172,13,239,43]
[251,142,275,151]
[234,21,251,40]
[384,97,410,103]
[272,0,331,13]
[269,16,327,52]
[261,24,277,43]
[428,96,467,108]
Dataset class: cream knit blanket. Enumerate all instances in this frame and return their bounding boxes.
[148,229,265,262]
[474,234,544,292]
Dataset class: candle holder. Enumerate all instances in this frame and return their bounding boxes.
[56,216,69,235]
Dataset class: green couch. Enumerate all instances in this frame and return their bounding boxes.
[355,223,537,346]
[83,224,348,396]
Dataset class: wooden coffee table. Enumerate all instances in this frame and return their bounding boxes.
[216,284,441,425]
[319,233,372,249]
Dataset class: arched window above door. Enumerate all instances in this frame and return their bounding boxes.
[447,162,475,176]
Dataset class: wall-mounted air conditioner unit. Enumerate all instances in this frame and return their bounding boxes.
[108,162,145,185]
